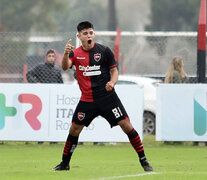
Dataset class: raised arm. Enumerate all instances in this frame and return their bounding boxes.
[62,39,74,71]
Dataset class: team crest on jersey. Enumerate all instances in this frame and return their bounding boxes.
[94,53,101,62]
[77,112,85,121]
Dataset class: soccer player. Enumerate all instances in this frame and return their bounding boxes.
[53,21,153,172]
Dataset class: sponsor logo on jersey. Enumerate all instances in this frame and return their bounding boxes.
[83,71,101,76]
[94,53,101,62]
[78,112,85,121]
[79,65,100,71]
[79,65,101,76]
[77,57,86,60]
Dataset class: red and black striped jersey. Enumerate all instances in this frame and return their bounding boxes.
[69,43,117,102]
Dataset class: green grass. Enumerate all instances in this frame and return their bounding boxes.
[0,136,207,180]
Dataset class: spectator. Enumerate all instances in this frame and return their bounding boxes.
[165,56,189,83]
[26,48,63,144]
[26,49,63,84]
[164,56,188,145]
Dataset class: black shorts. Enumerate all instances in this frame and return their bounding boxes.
[72,92,129,127]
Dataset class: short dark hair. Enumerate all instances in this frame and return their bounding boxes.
[77,21,94,32]
[46,49,55,55]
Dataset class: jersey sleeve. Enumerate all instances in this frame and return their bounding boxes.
[69,51,75,65]
[105,47,117,68]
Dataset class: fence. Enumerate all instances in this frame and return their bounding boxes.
[93,31,198,81]
[0,31,200,83]
[0,31,202,135]
[0,32,76,83]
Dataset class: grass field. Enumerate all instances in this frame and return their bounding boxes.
[0,136,207,180]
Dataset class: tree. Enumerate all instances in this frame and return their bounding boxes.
[0,0,66,32]
[57,0,107,32]
[146,0,200,31]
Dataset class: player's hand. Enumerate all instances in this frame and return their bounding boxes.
[105,81,115,92]
[64,39,74,54]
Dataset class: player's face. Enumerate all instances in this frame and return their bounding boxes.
[78,28,95,50]
[46,53,56,64]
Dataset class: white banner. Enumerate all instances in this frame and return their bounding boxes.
[0,84,143,142]
[156,84,207,141]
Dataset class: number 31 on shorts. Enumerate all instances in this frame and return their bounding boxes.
[112,107,123,118]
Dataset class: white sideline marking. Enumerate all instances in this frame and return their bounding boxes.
[91,172,161,180]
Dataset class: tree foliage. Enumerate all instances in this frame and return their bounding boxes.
[56,0,107,32]
[0,0,66,32]
[146,0,201,31]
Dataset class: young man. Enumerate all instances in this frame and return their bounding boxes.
[27,49,63,144]
[26,49,63,84]
[53,21,153,172]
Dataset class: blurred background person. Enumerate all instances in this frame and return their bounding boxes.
[164,56,189,145]
[26,48,63,144]
[26,49,63,84]
[164,56,189,83]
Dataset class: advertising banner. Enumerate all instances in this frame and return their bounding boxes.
[0,84,143,142]
[156,84,207,141]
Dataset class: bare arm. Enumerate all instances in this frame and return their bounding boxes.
[105,67,118,92]
[62,53,72,71]
[62,39,74,71]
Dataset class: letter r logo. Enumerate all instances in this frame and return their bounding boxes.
[18,94,42,130]
[0,94,17,130]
